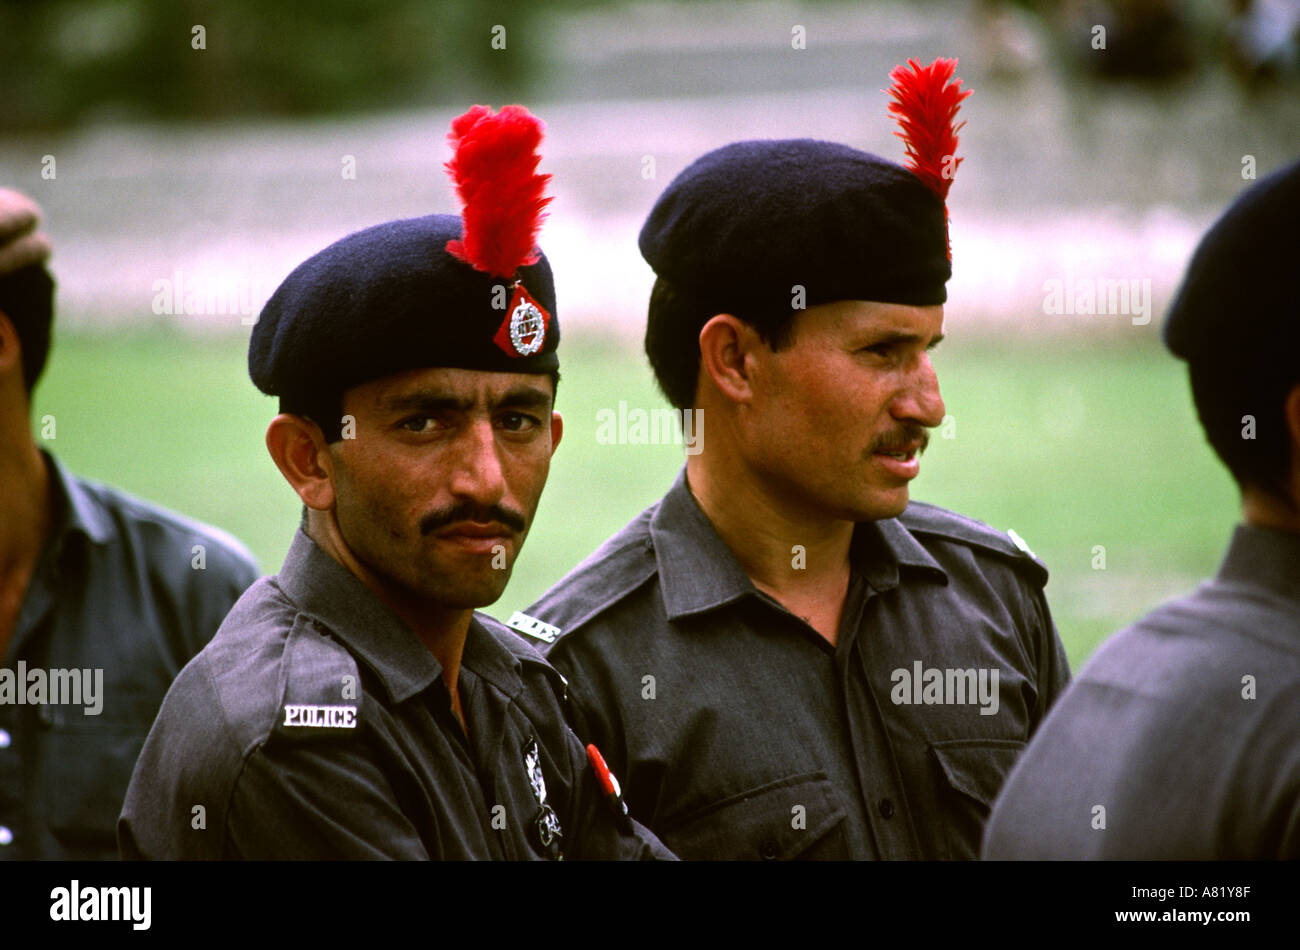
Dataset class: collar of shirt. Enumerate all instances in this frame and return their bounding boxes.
[648,467,947,622]
[42,450,115,550]
[1216,522,1300,606]
[11,453,114,651]
[273,527,524,704]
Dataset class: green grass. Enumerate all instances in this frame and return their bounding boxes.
[32,326,1236,670]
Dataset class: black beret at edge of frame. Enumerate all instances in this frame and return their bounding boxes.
[1163,156,1300,364]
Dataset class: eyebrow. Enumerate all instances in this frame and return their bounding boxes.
[381,386,552,415]
[864,331,945,349]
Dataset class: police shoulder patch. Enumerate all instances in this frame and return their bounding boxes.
[506,611,561,644]
[1005,527,1036,559]
[899,501,1048,586]
[275,618,361,737]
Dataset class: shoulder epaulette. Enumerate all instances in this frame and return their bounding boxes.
[516,517,660,645]
[273,619,361,737]
[899,501,1048,587]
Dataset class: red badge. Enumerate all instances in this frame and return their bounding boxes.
[493,282,551,358]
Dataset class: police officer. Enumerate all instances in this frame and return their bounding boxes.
[982,157,1300,860]
[509,61,1071,860]
[0,189,259,859]
[118,106,672,860]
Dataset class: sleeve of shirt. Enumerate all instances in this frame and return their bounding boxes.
[1029,587,1072,730]
[559,722,677,861]
[545,640,628,779]
[225,738,429,859]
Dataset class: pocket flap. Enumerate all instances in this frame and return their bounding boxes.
[929,738,1025,807]
[660,772,847,860]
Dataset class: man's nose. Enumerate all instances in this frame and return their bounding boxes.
[891,354,945,428]
[446,419,507,507]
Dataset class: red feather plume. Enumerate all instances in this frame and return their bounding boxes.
[886,57,971,203]
[444,104,552,279]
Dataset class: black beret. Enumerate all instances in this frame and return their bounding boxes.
[249,213,558,408]
[1164,156,1300,364]
[638,139,951,314]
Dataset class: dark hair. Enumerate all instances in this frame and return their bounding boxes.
[282,368,561,444]
[644,276,797,411]
[1188,352,1300,503]
[0,263,55,394]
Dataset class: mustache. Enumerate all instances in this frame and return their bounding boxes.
[419,501,528,536]
[869,425,931,455]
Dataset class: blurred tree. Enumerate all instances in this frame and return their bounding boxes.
[0,0,551,129]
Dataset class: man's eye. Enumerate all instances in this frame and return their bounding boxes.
[863,343,895,357]
[400,416,438,433]
[500,412,541,432]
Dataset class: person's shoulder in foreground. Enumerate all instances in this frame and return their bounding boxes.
[983,156,1300,860]
[983,525,1300,859]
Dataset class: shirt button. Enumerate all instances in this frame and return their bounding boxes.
[0,729,10,748]
[877,797,895,819]
[758,840,780,860]
[0,826,12,846]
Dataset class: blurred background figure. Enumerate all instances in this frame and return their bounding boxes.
[1227,0,1300,87]
[1062,0,1197,81]
[0,189,259,859]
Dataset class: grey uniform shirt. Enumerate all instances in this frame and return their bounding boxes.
[118,528,673,860]
[0,451,258,860]
[516,469,1071,860]
[983,523,1300,859]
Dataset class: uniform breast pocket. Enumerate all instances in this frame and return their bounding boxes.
[658,772,848,860]
[43,723,148,859]
[929,737,1024,860]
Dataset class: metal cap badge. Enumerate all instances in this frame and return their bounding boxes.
[494,281,551,358]
[443,104,555,360]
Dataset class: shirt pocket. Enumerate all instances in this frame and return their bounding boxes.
[657,772,848,860]
[928,737,1025,860]
[42,722,147,859]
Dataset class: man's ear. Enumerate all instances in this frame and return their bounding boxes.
[549,410,563,457]
[698,313,763,406]
[265,414,337,511]
[0,309,22,381]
